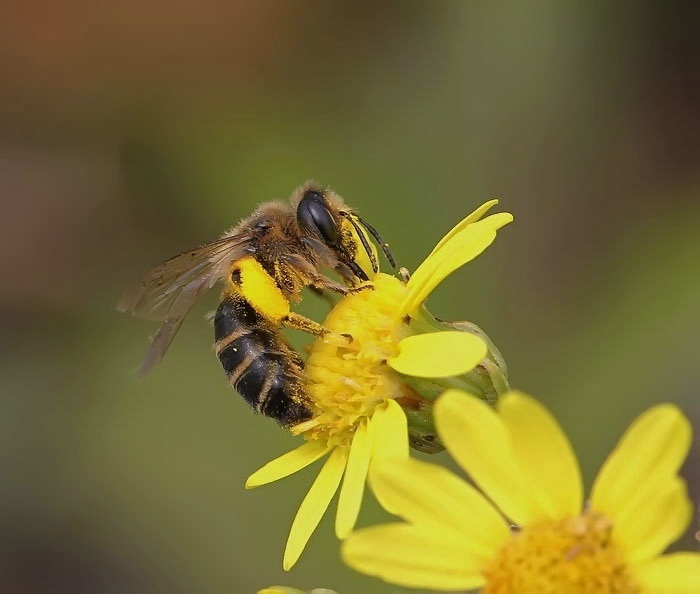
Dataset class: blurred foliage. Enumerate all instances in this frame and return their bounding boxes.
[1,2,698,593]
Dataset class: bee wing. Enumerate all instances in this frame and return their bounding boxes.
[118,233,253,376]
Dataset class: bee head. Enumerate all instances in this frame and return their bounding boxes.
[295,187,369,282]
[297,188,341,247]
[296,184,395,283]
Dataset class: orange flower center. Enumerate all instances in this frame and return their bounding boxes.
[481,512,640,594]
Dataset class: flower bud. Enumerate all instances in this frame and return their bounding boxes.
[396,307,509,453]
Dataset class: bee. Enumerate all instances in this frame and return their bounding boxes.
[118,181,395,426]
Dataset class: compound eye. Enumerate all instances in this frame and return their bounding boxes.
[297,190,339,245]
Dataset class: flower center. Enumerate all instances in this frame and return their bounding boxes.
[481,512,640,594]
[292,273,411,448]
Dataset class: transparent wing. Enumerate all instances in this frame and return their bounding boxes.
[117,233,253,376]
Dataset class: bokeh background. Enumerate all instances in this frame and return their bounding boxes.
[1,3,699,593]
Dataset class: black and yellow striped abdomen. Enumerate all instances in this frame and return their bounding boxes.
[214,294,312,426]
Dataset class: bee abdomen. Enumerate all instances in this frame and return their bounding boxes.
[214,296,311,426]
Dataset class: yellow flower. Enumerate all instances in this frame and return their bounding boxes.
[246,201,513,570]
[343,390,699,593]
[258,588,339,594]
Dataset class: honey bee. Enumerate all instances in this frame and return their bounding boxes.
[118,182,395,426]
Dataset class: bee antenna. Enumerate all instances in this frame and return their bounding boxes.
[341,212,379,274]
[356,216,396,268]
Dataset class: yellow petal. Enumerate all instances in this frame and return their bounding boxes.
[246,441,331,488]
[434,390,538,525]
[590,404,691,518]
[399,213,513,315]
[613,476,692,563]
[370,457,509,561]
[427,199,500,258]
[335,421,372,539]
[369,399,408,462]
[402,212,513,317]
[389,331,487,378]
[403,222,491,316]
[342,523,486,591]
[497,392,583,518]
[634,553,700,593]
[368,400,408,515]
[283,447,347,571]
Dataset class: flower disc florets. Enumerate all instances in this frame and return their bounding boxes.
[482,512,640,594]
[293,273,411,448]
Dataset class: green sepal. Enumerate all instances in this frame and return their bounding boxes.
[398,306,510,454]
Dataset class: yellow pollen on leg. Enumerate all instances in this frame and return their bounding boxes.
[296,273,411,448]
[481,512,641,594]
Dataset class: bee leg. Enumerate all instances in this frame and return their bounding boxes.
[283,312,352,344]
[283,312,328,336]
[310,276,352,295]
[345,283,374,294]
[311,275,373,296]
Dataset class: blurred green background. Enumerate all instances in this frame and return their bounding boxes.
[1,3,698,593]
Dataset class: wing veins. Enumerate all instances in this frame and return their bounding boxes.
[118,231,254,374]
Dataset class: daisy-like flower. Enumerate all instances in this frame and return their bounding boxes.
[343,389,700,593]
[246,201,513,570]
[258,586,337,594]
